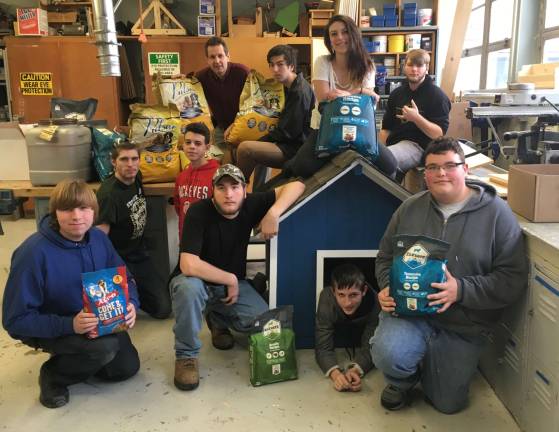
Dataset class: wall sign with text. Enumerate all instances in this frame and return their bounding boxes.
[148,52,180,76]
[20,72,53,96]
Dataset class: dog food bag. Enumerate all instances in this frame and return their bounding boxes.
[249,306,298,386]
[157,75,214,133]
[82,266,129,339]
[389,234,450,316]
[90,127,127,181]
[128,103,182,148]
[227,70,285,146]
[315,95,378,162]
[138,131,185,183]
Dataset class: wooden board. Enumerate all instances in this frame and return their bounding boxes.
[461,142,493,169]
[0,181,174,198]
[488,173,508,186]
[440,0,473,99]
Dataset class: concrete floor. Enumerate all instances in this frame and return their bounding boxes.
[0,217,520,432]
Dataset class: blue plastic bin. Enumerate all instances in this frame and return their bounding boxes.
[385,16,398,27]
[371,16,385,27]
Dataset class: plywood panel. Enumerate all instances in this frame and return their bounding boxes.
[59,39,122,128]
[6,36,123,128]
[6,37,62,123]
[142,36,312,105]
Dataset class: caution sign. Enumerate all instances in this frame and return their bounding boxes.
[148,52,180,76]
[20,72,53,96]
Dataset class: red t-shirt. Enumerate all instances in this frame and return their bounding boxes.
[174,159,220,239]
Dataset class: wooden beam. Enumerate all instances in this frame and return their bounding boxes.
[215,0,221,36]
[440,0,473,100]
[227,0,233,37]
[131,0,186,36]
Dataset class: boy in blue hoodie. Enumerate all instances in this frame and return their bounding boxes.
[2,179,140,409]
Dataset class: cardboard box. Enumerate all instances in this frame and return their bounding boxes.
[198,15,215,36]
[47,11,78,24]
[508,164,559,222]
[17,8,48,36]
[0,123,30,181]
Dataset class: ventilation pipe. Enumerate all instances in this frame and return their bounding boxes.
[92,0,121,76]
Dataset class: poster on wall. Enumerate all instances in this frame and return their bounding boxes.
[19,72,53,95]
[148,52,180,76]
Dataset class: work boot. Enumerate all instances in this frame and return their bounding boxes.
[39,364,69,409]
[380,384,410,411]
[206,315,234,350]
[174,358,199,391]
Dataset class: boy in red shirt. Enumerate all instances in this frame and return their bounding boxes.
[174,122,220,238]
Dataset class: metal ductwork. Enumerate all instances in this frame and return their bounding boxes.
[92,0,120,77]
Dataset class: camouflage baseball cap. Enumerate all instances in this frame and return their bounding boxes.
[212,164,246,185]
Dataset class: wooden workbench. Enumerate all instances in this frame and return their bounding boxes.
[0,180,175,198]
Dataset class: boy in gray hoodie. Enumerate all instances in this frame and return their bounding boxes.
[371,136,528,414]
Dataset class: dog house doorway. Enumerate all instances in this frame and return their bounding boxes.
[315,250,380,309]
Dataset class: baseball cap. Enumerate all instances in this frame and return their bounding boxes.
[212,164,246,185]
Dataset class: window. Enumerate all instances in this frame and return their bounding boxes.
[541,0,559,64]
[543,38,559,63]
[455,0,513,93]
[489,0,513,43]
[487,49,510,88]
[455,55,481,94]
[463,6,485,49]
[545,0,559,29]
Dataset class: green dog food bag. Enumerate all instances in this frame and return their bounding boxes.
[249,306,298,387]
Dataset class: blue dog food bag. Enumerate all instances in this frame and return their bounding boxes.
[82,266,129,338]
[390,234,450,316]
[315,95,378,162]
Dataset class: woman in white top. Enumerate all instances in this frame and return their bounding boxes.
[282,15,397,180]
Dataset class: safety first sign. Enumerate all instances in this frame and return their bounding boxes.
[148,52,180,76]
[20,72,53,95]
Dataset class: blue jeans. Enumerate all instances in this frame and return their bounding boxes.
[370,312,487,414]
[170,275,268,359]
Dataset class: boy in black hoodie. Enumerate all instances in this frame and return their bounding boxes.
[315,263,378,392]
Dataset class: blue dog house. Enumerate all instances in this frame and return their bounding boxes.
[268,151,410,348]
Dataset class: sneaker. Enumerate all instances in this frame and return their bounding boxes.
[174,358,199,391]
[39,366,69,409]
[381,384,410,410]
[206,315,234,350]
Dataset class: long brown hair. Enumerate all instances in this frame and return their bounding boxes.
[323,15,374,86]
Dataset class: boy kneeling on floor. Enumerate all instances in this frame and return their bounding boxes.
[315,263,379,392]
[2,179,140,409]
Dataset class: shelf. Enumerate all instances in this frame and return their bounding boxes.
[369,51,432,55]
[361,26,438,33]
[383,75,436,80]
[49,1,92,5]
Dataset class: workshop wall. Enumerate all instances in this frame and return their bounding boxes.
[115,0,307,36]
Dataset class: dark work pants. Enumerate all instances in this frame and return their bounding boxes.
[26,332,140,388]
[283,130,398,180]
[125,255,172,319]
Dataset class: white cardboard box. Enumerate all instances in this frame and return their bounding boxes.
[198,15,216,36]
[0,123,30,180]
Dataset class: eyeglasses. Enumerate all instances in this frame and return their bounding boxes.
[424,162,465,173]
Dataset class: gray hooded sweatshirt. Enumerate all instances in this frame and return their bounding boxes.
[375,180,528,336]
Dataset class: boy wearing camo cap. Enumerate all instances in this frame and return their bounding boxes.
[169,164,305,390]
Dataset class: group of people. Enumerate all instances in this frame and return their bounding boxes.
[2,14,528,419]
